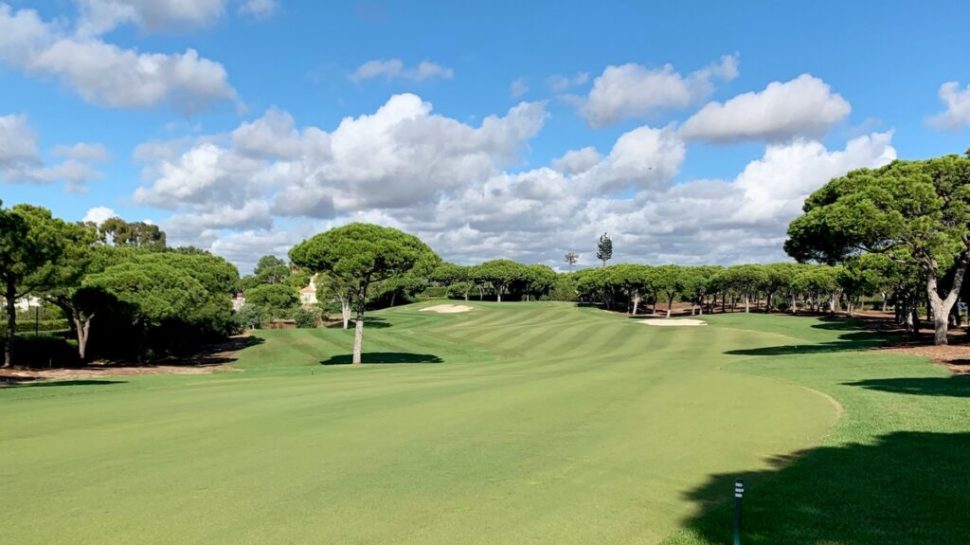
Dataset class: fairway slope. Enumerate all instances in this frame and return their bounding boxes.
[3,303,965,544]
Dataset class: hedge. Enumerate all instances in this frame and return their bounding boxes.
[1,319,71,333]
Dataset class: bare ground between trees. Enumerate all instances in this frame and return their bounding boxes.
[832,310,970,374]
[0,334,255,384]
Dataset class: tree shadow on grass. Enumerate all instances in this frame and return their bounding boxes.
[810,317,867,331]
[725,339,885,356]
[666,432,970,545]
[845,375,970,398]
[1,378,126,388]
[363,317,393,329]
[324,317,393,330]
[725,330,889,357]
[320,352,443,365]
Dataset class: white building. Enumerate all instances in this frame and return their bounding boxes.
[15,296,42,311]
[299,275,318,306]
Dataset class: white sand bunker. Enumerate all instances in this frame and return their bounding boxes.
[638,318,707,327]
[420,304,474,314]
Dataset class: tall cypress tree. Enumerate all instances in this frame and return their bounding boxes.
[596,233,613,268]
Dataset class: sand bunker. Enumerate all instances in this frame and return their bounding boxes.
[420,304,474,314]
[638,318,707,327]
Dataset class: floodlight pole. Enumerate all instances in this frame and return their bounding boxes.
[733,479,744,545]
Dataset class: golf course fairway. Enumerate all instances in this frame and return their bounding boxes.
[2,302,968,544]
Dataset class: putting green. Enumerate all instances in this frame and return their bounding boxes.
[0,302,923,544]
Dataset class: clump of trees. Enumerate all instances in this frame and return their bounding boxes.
[234,254,317,328]
[0,202,239,367]
[567,262,900,318]
[427,260,557,303]
[786,152,970,344]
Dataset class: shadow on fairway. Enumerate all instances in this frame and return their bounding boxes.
[324,317,393,329]
[846,375,970,398]
[1,379,127,388]
[320,352,443,365]
[725,330,888,357]
[810,317,865,331]
[725,339,882,356]
[666,431,970,545]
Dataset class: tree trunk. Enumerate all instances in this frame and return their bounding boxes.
[352,314,364,365]
[744,293,750,313]
[926,254,968,345]
[790,295,797,314]
[51,296,89,361]
[74,314,94,362]
[881,292,888,312]
[631,293,640,316]
[389,291,397,308]
[666,294,673,318]
[4,280,15,367]
[352,284,369,364]
[341,300,351,329]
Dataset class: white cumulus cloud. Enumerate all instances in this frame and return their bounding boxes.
[0,4,238,112]
[128,92,896,273]
[82,205,116,225]
[927,81,970,130]
[133,93,548,228]
[680,74,851,143]
[0,113,104,191]
[581,54,738,127]
[74,0,228,35]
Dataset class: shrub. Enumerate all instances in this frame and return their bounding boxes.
[2,319,71,333]
[548,274,578,301]
[234,304,265,331]
[419,286,449,299]
[292,308,319,329]
[0,334,79,368]
[446,281,474,300]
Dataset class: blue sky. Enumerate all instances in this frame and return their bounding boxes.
[2,1,970,273]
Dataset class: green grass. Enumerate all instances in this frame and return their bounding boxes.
[2,302,968,544]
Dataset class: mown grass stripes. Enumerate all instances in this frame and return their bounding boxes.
[2,301,967,544]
